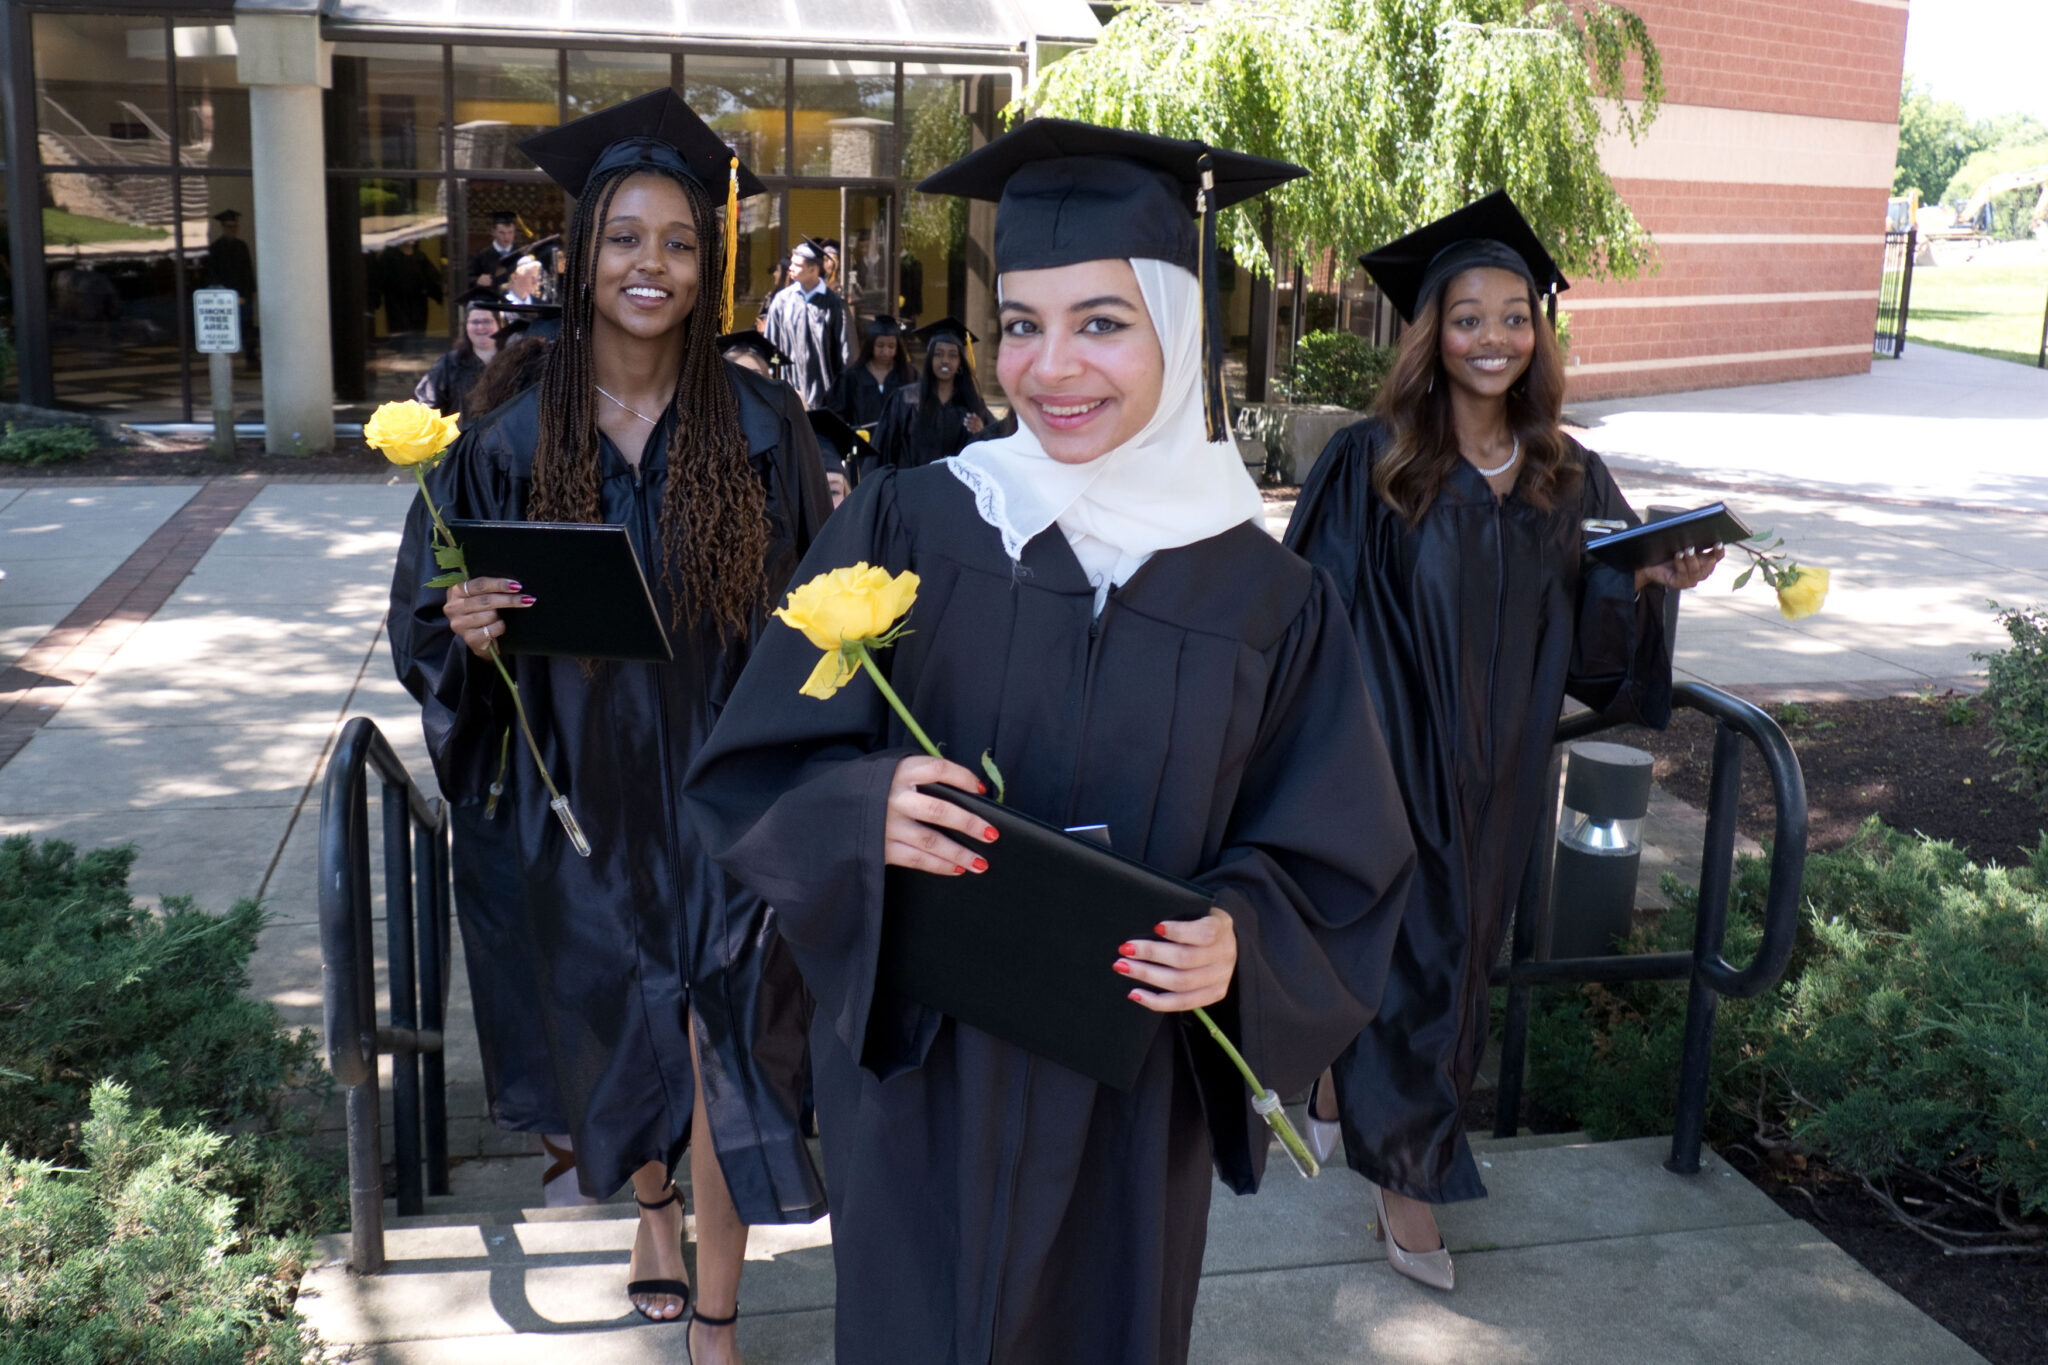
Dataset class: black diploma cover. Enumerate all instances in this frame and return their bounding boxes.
[880,786,1214,1090]
[1584,501,1753,574]
[447,519,672,661]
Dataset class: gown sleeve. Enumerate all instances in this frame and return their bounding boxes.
[1186,569,1415,1193]
[684,475,922,1074]
[873,390,913,472]
[1281,422,1375,614]
[770,378,836,556]
[386,429,517,803]
[1565,449,1675,728]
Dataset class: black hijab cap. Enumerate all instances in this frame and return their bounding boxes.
[1359,190,1568,323]
[520,89,766,202]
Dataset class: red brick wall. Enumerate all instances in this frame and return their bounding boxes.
[1563,0,1909,402]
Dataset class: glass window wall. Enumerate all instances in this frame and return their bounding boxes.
[567,49,672,120]
[42,172,184,420]
[34,14,174,169]
[452,46,559,172]
[792,59,895,179]
[172,23,248,170]
[686,54,786,179]
[332,43,446,173]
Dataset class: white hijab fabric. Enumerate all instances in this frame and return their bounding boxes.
[945,258,1264,610]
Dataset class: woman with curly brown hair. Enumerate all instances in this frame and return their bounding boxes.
[1285,193,1719,1292]
[387,91,832,1360]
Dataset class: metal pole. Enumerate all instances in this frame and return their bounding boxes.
[1668,723,1744,1175]
[1494,746,1564,1138]
[344,779,386,1274]
[384,783,422,1217]
[2037,288,2046,369]
[416,805,450,1197]
[1894,226,1916,358]
[209,352,235,459]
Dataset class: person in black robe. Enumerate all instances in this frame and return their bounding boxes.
[685,120,1415,1364]
[823,314,914,430]
[759,237,851,406]
[412,292,502,417]
[387,90,833,1352]
[872,316,995,472]
[1284,192,1721,1289]
[375,239,443,335]
[804,407,869,507]
[467,211,525,289]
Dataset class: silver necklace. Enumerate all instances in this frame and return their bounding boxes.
[595,384,661,426]
[1474,435,1520,479]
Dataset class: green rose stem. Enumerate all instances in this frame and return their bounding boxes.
[844,638,1319,1179]
[412,464,591,859]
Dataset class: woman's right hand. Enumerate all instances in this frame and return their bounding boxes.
[885,755,997,875]
[441,576,533,659]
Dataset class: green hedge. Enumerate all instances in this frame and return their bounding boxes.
[1528,822,2048,1219]
[1288,330,1396,411]
[0,837,339,1360]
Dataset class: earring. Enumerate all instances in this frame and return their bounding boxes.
[1427,373,1434,394]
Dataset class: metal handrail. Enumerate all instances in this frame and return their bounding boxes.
[1490,681,1808,1174]
[318,716,452,1275]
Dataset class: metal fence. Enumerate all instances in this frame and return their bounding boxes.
[1875,228,1917,358]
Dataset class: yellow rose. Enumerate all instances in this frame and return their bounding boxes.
[1776,564,1830,621]
[364,400,460,467]
[774,563,919,651]
[798,648,859,700]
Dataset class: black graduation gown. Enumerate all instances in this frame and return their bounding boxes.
[761,284,851,408]
[824,361,911,430]
[387,364,835,1217]
[1283,418,1675,1204]
[873,385,997,472]
[684,466,1415,1364]
[418,348,484,418]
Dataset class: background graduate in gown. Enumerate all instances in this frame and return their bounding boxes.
[871,316,996,471]
[823,314,914,430]
[1284,192,1720,1290]
[685,120,1415,1365]
[387,90,832,1356]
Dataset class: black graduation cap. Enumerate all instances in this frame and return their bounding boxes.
[455,286,559,317]
[864,314,907,338]
[790,235,828,265]
[913,316,978,374]
[914,118,1305,442]
[490,211,518,227]
[806,408,870,475]
[717,328,791,371]
[495,312,563,347]
[213,208,240,224]
[1359,190,1568,324]
[519,88,767,332]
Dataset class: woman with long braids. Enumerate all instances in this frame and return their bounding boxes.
[388,92,832,1359]
[1284,193,1718,1291]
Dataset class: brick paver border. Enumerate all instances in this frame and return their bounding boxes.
[0,476,268,769]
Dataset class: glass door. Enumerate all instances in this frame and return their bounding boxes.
[789,186,897,333]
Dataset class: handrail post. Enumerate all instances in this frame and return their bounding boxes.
[384,783,423,1217]
[417,799,451,1197]
[336,744,386,1274]
[1668,722,1744,1174]
[1495,745,1564,1138]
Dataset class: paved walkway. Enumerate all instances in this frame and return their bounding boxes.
[3,346,2042,1362]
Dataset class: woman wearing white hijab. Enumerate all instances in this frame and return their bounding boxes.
[686,121,1413,1364]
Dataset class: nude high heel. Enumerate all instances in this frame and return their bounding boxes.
[1369,1182,1455,1291]
[1304,1076,1343,1166]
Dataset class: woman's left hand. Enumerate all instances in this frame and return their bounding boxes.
[962,412,985,436]
[1118,908,1237,1013]
[1636,544,1723,593]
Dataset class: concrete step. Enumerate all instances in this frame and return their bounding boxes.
[297,1135,1986,1364]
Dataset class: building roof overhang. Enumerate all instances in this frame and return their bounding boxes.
[232,0,1100,58]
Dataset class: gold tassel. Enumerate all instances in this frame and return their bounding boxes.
[721,157,740,335]
[964,331,976,376]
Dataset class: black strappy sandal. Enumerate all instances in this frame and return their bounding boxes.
[625,1186,692,1323]
[691,1302,739,1349]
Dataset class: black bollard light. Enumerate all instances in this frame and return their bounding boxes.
[1548,740,1654,958]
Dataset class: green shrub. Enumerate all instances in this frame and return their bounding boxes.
[1978,603,2048,804]
[0,837,340,1238]
[1288,330,1396,411]
[1527,822,2048,1218]
[0,1082,317,1363]
[0,423,97,466]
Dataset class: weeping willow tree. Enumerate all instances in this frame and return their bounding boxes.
[1021,0,1664,281]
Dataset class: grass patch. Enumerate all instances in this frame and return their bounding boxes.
[1904,260,2048,367]
[40,208,167,247]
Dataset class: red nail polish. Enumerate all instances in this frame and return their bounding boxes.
[506,581,521,591]
[1113,960,1132,975]
[1118,943,1138,957]
[1154,923,1168,937]
[971,857,988,873]
[1128,989,1145,1003]
[519,595,536,606]
[984,827,998,842]
[977,780,987,794]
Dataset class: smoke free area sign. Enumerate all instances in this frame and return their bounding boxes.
[193,288,241,354]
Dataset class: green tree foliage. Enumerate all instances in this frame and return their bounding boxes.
[1529,823,2048,1236]
[1021,0,1663,278]
[0,1083,318,1363]
[904,85,974,259]
[1978,603,2048,804]
[1894,75,1983,200]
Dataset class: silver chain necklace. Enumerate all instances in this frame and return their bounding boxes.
[1474,435,1520,479]
[595,384,661,426]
